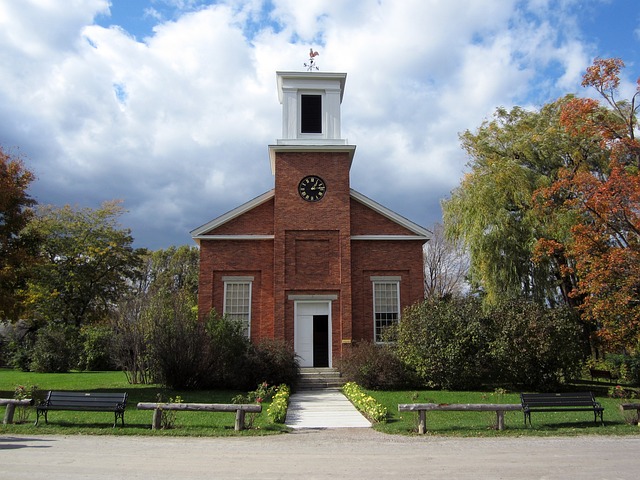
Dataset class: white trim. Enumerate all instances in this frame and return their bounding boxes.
[289,294,338,301]
[351,235,427,241]
[193,235,274,241]
[372,279,401,344]
[294,300,332,368]
[223,280,252,339]
[190,190,274,238]
[370,276,402,282]
[351,189,431,239]
[222,276,254,282]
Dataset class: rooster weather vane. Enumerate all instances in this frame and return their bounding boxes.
[304,48,320,71]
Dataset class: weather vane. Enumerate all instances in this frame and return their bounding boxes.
[304,48,320,71]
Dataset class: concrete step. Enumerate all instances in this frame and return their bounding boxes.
[297,368,346,390]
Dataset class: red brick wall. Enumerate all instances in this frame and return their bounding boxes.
[198,239,275,341]
[202,197,274,236]
[350,239,425,343]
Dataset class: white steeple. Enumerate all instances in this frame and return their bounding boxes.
[275,71,347,146]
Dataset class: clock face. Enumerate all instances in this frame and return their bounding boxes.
[298,175,327,202]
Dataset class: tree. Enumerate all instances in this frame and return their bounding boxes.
[23,201,146,328]
[0,147,39,320]
[534,58,640,351]
[423,223,469,299]
[111,245,199,384]
[442,98,607,307]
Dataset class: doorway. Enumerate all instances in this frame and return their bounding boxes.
[294,301,331,368]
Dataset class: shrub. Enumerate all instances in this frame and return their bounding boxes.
[146,292,212,389]
[245,339,299,390]
[204,312,253,389]
[342,382,387,423]
[30,325,78,373]
[396,296,586,391]
[337,341,413,390]
[487,300,584,390]
[606,353,640,386]
[77,323,116,371]
[396,297,491,390]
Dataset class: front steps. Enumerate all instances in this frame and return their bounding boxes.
[297,368,345,390]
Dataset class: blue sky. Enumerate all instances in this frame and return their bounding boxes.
[1,0,639,249]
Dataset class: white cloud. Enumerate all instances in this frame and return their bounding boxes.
[0,0,627,248]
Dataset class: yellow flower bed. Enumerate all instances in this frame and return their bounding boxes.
[342,382,387,423]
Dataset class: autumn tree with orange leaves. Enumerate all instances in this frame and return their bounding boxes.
[534,58,640,351]
[0,147,39,320]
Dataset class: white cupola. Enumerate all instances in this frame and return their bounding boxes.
[275,71,347,145]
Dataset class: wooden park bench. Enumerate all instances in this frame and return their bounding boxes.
[137,402,262,431]
[1,398,32,424]
[398,403,522,434]
[35,391,128,427]
[589,368,615,382]
[520,392,604,426]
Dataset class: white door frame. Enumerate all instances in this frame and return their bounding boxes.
[293,300,332,368]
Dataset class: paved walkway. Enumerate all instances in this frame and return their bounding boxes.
[285,388,371,429]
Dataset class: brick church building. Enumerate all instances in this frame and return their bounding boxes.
[191,71,429,368]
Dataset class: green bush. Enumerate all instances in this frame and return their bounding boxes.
[77,323,116,371]
[245,339,299,390]
[146,292,212,389]
[396,296,586,391]
[487,300,584,390]
[337,341,414,390]
[396,297,491,390]
[30,325,77,373]
[606,353,640,386]
[204,312,253,389]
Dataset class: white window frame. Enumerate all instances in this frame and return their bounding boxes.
[222,276,253,339]
[371,276,401,343]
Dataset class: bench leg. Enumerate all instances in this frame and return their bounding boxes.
[152,408,163,430]
[235,410,246,431]
[418,410,426,434]
[496,411,505,431]
[3,403,16,425]
[34,408,47,426]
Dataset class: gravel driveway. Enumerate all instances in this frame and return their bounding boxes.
[2,429,639,479]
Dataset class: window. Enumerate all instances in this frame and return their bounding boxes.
[301,94,322,133]
[223,278,252,338]
[372,279,400,343]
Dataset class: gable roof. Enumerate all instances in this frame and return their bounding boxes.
[350,189,431,239]
[190,189,275,240]
[190,188,430,241]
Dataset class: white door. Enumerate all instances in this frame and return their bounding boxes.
[294,301,331,368]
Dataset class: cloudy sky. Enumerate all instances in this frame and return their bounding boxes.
[1,0,639,249]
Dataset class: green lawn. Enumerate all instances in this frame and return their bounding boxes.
[367,388,640,436]
[2,368,639,437]
[0,369,287,436]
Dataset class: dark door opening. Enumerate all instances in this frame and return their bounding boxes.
[313,315,329,367]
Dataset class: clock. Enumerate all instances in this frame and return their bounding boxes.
[298,175,327,202]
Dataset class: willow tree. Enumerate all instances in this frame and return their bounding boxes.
[442,96,608,307]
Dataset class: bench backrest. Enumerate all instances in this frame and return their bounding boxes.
[44,391,128,411]
[520,392,598,408]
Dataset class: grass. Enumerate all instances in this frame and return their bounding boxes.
[2,368,639,437]
[0,369,288,436]
[366,387,640,436]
